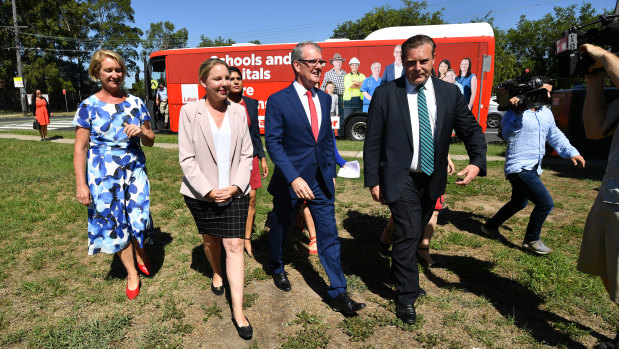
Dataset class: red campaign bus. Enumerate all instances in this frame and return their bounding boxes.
[145,23,495,140]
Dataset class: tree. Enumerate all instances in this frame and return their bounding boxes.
[89,0,143,75]
[197,35,235,47]
[500,3,604,88]
[142,21,188,58]
[332,0,444,40]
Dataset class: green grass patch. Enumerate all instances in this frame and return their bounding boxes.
[29,313,130,348]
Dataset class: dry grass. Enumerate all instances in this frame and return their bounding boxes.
[0,137,616,348]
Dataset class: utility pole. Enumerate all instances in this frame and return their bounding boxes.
[12,0,27,116]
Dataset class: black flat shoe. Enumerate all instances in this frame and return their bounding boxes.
[273,272,291,292]
[331,292,366,315]
[232,316,253,340]
[211,282,224,296]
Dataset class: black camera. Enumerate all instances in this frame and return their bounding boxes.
[495,72,550,112]
[556,14,619,77]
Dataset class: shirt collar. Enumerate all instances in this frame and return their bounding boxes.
[405,76,433,94]
[293,81,316,97]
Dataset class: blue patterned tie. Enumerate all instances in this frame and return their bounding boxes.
[417,83,434,175]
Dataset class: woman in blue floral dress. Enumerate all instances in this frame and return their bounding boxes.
[73,50,155,300]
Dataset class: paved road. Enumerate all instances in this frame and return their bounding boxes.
[0,116,74,131]
[1,117,505,143]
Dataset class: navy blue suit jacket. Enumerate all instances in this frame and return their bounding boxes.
[265,83,336,199]
[380,63,404,86]
[242,96,265,159]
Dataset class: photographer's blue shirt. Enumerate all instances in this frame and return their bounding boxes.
[501,106,580,176]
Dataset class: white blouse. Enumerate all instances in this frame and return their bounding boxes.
[207,110,231,205]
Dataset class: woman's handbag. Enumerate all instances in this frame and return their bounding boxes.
[33,118,40,130]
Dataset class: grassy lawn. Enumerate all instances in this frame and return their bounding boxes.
[0,137,616,348]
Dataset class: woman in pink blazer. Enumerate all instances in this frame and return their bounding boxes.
[178,58,254,340]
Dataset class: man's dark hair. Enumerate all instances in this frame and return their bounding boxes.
[400,35,436,61]
[228,66,242,76]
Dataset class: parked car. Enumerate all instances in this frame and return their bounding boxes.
[486,95,505,129]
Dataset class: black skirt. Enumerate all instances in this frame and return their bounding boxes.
[184,195,249,238]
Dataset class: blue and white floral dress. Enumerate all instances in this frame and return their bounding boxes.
[73,94,154,255]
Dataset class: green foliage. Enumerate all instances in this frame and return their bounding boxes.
[29,313,131,348]
[332,0,444,40]
[497,3,606,88]
[243,293,259,309]
[338,316,377,342]
[202,302,223,322]
[142,21,189,59]
[198,35,236,47]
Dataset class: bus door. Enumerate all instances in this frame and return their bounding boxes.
[145,56,167,131]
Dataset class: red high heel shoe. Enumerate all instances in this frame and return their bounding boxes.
[137,261,151,276]
[126,279,141,300]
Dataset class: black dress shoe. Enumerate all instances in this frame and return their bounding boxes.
[273,272,291,292]
[395,303,417,324]
[231,316,253,340]
[211,282,224,296]
[331,292,366,315]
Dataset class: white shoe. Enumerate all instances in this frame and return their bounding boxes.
[522,240,552,255]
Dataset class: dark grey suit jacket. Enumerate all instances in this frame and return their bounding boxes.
[363,76,487,204]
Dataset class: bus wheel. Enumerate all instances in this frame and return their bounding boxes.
[345,115,367,141]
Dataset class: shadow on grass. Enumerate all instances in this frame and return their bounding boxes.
[106,228,173,279]
[424,254,599,348]
[341,210,397,299]
[542,156,606,181]
[438,208,519,250]
[252,210,333,303]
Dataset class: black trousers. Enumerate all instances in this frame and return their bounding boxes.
[388,172,435,305]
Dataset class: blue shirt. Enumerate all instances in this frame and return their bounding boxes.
[502,106,580,176]
[157,87,168,101]
[360,76,382,112]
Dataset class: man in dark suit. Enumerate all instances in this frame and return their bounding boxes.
[364,35,487,324]
[265,41,366,315]
[380,44,404,85]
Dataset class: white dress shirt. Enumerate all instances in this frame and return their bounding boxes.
[394,63,404,80]
[207,109,232,205]
[405,77,437,172]
[293,81,322,130]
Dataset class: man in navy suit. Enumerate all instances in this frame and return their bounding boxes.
[380,44,404,85]
[265,41,366,315]
[364,35,487,324]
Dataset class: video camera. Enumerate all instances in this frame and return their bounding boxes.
[495,70,550,112]
[556,14,619,77]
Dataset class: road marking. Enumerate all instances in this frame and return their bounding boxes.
[0,120,74,130]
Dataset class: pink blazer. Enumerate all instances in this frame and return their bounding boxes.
[179,99,253,200]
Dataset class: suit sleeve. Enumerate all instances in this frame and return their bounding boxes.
[333,132,346,168]
[265,95,301,184]
[248,101,265,159]
[380,67,388,86]
[178,105,213,198]
[363,86,385,187]
[452,87,487,176]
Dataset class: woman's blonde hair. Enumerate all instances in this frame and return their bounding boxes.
[198,58,228,82]
[88,50,127,82]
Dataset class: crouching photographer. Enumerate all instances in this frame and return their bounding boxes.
[576,43,619,349]
[481,76,585,255]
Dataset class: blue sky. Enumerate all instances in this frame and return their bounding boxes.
[125,0,614,85]
[131,0,615,46]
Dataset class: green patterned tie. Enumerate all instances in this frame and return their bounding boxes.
[417,83,434,175]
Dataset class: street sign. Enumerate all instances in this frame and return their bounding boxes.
[13,77,23,88]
